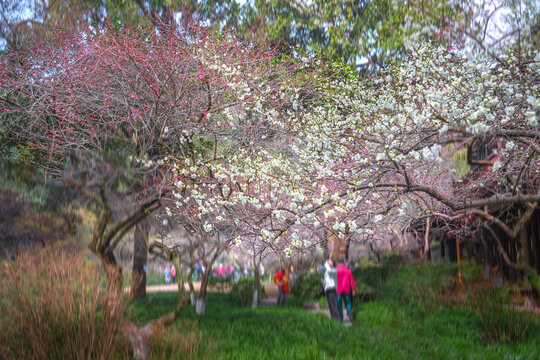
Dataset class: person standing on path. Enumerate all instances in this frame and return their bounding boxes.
[323,258,341,320]
[171,264,176,284]
[165,264,171,285]
[336,260,356,321]
[273,266,289,306]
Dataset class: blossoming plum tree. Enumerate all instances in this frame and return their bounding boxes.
[150,60,319,309]
[274,44,540,280]
[193,42,540,268]
[1,8,538,346]
[0,21,315,325]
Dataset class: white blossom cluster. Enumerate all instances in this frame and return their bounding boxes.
[164,40,538,259]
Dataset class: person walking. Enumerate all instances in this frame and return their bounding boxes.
[273,266,289,306]
[165,264,171,285]
[171,264,177,284]
[323,258,341,320]
[336,260,356,321]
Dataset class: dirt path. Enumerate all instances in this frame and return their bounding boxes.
[146,283,199,292]
[146,281,280,296]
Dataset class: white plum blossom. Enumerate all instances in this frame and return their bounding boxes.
[203,222,213,233]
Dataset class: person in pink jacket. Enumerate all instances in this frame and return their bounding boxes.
[336,259,356,321]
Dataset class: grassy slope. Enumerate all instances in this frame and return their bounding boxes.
[130,291,540,360]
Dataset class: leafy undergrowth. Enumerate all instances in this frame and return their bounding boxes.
[352,259,540,345]
[230,277,266,306]
[130,289,540,360]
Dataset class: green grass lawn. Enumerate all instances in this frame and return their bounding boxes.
[129,292,540,360]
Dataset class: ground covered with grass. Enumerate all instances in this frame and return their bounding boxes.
[130,288,540,359]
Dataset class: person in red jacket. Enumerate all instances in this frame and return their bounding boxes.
[171,265,177,284]
[273,266,289,306]
[336,259,356,321]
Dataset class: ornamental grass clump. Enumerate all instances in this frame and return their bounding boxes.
[0,246,129,360]
[147,320,212,360]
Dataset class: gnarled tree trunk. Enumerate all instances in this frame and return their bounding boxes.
[90,192,159,294]
[131,223,149,299]
[125,255,189,359]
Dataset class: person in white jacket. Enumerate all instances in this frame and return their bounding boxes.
[322,258,341,320]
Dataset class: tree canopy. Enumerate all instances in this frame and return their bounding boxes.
[184,0,540,72]
[0,0,539,319]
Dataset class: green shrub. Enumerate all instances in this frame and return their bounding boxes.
[0,246,129,359]
[351,260,397,301]
[353,259,482,303]
[146,270,167,286]
[290,272,324,299]
[353,262,394,288]
[378,262,454,302]
[230,277,266,306]
[208,276,233,293]
[352,282,377,302]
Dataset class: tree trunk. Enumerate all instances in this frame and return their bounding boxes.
[341,237,350,261]
[484,223,540,297]
[199,269,210,300]
[188,267,196,305]
[195,298,206,314]
[125,255,189,359]
[422,217,431,259]
[131,223,148,299]
[90,194,159,298]
[194,263,213,315]
[252,264,260,308]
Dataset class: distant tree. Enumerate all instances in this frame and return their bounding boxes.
[0,0,184,50]
[185,0,539,71]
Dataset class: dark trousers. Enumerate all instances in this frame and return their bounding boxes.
[326,289,341,320]
[277,287,288,306]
